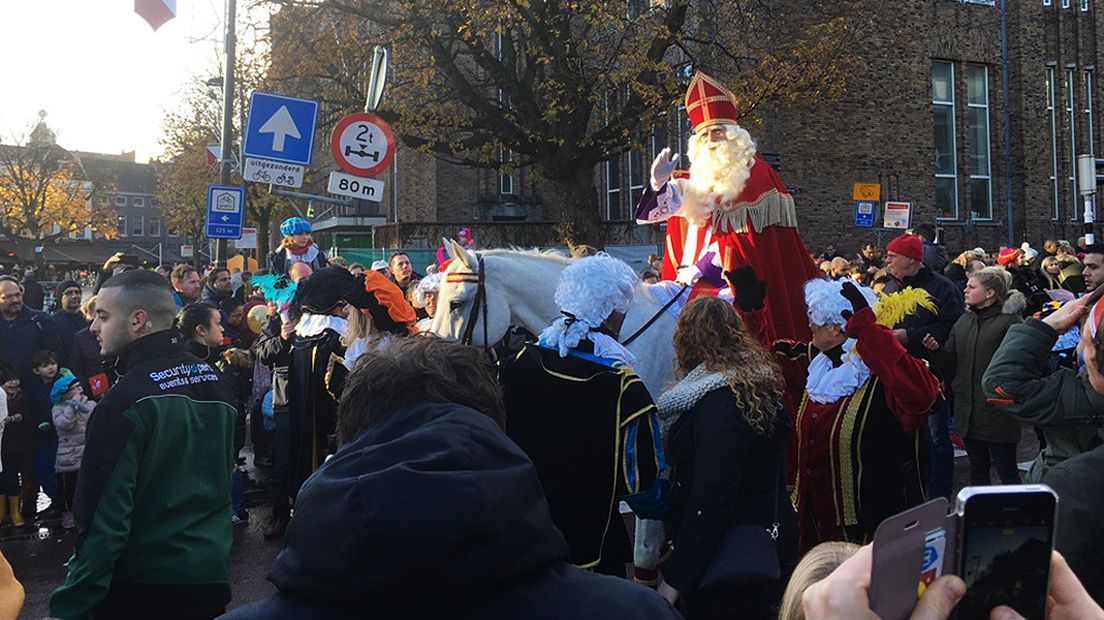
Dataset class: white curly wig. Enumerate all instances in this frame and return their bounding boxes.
[413,272,443,308]
[804,278,878,327]
[540,253,638,357]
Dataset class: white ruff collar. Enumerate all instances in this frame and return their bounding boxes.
[805,339,871,404]
[295,313,348,338]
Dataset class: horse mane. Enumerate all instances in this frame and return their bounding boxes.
[477,247,572,262]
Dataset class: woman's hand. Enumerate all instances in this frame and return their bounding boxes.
[1043,286,1104,333]
[922,334,941,351]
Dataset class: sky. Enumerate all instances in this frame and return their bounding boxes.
[0,1,267,163]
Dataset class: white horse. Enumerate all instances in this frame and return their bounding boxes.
[430,241,678,395]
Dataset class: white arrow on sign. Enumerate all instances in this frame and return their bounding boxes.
[258,106,301,152]
[221,215,230,222]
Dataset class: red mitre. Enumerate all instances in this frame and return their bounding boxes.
[685,71,739,133]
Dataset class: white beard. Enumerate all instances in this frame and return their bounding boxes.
[683,126,757,225]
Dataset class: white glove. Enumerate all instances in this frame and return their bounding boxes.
[650,147,680,191]
[675,265,701,286]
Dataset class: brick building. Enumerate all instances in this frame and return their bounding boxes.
[274,1,1102,258]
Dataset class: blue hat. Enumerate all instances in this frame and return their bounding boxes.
[280,217,312,237]
[50,375,80,405]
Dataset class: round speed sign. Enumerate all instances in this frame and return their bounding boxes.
[330,112,396,177]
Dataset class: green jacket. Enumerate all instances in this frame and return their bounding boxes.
[49,330,237,619]
[981,319,1104,481]
[937,301,1022,443]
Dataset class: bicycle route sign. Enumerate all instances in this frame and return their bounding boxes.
[330,112,395,177]
[244,157,304,188]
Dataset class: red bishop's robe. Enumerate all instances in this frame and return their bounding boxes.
[635,156,820,342]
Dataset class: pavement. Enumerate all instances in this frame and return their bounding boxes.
[0,425,1045,619]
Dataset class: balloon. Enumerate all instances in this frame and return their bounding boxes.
[246,305,269,336]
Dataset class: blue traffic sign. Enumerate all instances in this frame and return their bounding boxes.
[206,184,245,239]
[242,92,319,166]
[855,200,876,228]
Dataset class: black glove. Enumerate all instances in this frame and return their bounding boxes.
[724,265,767,312]
[839,281,870,321]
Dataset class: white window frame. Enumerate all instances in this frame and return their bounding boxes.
[967,65,993,220]
[1082,0,1090,12]
[1067,68,1079,220]
[118,215,127,237]
[498,148,514,195]
[132,197,144,208]
[114,195,125,207]
[132,215,144,237]
[1062,0,1071,8]
[1047,67,1061,219]
[933,61,959,220]
[627,148,645,199]
[1044,0,1052,6]
[1087,70,1096,158]
[150,217,161,237]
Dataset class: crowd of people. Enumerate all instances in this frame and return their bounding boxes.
[0,217,1084,619]
[0,64,1099,620]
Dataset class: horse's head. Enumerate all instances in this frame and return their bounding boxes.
[430,240,512,348]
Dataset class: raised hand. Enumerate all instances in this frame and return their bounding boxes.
[649,147,680,191]
[724,265,767,312]
[839,281,871,321]
[922,334,941,351]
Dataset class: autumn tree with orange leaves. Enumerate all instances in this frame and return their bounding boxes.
[0,124,118,264]
[266,0,864,245]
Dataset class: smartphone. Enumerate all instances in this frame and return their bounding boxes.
[954,485,1057,620]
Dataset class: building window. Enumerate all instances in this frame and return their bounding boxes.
[132,215,144,237]
[498,149,514,195]
[1067,68,1078,219]
[1062,0,1071,8]
[966,65,993,220]
[605,158,622,220]
[1043,0,1052,5]
[1047,67,1061,219]
[1082,0,1090,11]
[114,195,126,207]
[117,215,127,237]
[1087,70,1096,158]
[627,148,645,202]
[133,197,144,208]
[932,61,958,220]
[150,218,161,237]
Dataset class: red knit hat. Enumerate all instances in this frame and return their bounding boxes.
[997,248,1021,265]
[886,234,924,262]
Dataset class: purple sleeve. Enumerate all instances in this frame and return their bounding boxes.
[634,183,678,224]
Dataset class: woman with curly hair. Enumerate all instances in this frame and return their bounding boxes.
[655,295,799,620]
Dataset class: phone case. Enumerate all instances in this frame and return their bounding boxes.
[869,499,961,620]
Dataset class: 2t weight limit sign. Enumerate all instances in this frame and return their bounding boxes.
[330,112,395,176]
[328,171,384,202]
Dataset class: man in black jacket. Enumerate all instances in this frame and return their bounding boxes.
[50,269,237,620]
[254,308,294,540]
[220,337,681,620]
[50,279,88,368]
[885,233,964,500]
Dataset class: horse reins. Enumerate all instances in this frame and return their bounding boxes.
[446,254,489,351]
[621,283,688,347]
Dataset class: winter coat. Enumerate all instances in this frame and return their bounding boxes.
[268,246,328,277]
[922,241,949,274]
[663,383,798,596]
[201,284,231,306]
[254,314,290,412]
[1043,444,1104,607]
[937,297,1023,443]
[982,319,1104,480]
[0,305,63,405]
[70,327,111,398]
[888,267,965,363]
[50,310,90,368]
[218,402,682,620]
[52,398,94,472]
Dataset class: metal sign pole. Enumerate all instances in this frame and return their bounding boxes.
[215,0,237,267]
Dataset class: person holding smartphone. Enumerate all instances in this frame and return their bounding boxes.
[981,286,1104,482]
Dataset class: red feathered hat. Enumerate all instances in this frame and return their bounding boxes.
[685,71,739,134]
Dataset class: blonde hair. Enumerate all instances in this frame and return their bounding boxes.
[281,234,313,250]
[80,295,97,321]
[969,266,1013,301]
[777,542,861,620]
[342,305,374,348]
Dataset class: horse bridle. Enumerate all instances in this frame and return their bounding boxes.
[445,254,489,350]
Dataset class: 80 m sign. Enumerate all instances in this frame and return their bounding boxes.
[327,170,385,202]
